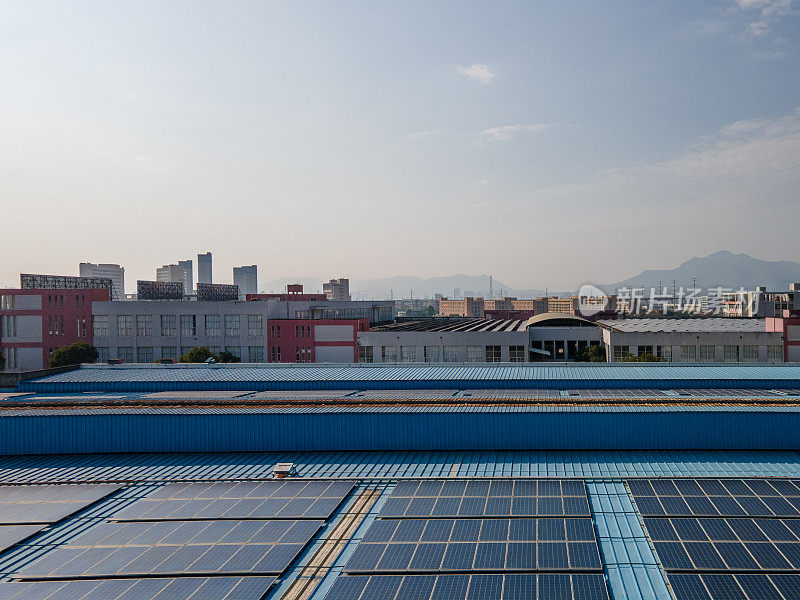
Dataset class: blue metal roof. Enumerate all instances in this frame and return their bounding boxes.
[19,364,800,392]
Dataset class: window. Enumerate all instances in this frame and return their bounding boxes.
[486,345,502,362]
[276,346,281,361]
[296,347,300,362]
[657,346,672,362]
[249,346,264,362]
[296,325,300,338]
[76,317,86,337]
[161,314,178,337]
[277,325,281,338]
[136,347,154,363]
[224,315,240,337]
[93,315,109,338]
[723,345,739,362]
[225,346,241,360]
[466,346,483,362]
[401,346,417,362]
[742,345,759,362]
[382,346,398,363]
[768,346,783,362]
[0,295,14,310]
[117,347,134,362]
[96,347,109,362]
[161,346,177,360]
[443,346,459,362]
[205,315,221,337]
[424,346,440,363]
[1,316,17,338]
[358,345,374,363]
[637,345,653,358]
[136,315,152,337]
[208,346,222,355]
[613,346,631,360]
[699,345,715,362]
[271,346,277,362]
[117,315,135,337]
[248,315,263,337]
[509,345,526,362]
[680,345,696,362]
[180,315,196,337]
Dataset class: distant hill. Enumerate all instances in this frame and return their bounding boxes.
[601,251,800,293]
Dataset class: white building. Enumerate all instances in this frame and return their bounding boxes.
[324,278,350,301]
[156,264,187,286]
[178,259,193,293]
[233,265,258,299]
[79,263,124,300]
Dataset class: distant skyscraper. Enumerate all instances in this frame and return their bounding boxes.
[198,252,212,284]
[79,263,125,300]
[156,264,186,285]
[178,259,193,293]
[233,265,258,299]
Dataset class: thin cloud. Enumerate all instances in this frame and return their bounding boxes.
[730,0,794,38]
[457,64,495,84]
[476,124,552,143]
[404,129,443,139]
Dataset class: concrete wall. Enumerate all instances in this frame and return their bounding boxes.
[358,330,529,362]
[315,346,354,363]
[314,325,354,342]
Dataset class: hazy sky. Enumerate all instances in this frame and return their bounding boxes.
[2,1,799,292]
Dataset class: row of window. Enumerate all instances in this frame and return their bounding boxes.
[95,346,265,363]
[357,345,528,363]
[612,345,783,362]
[0,295,15,310]
[1,315,17,338]
[94,315,264,339]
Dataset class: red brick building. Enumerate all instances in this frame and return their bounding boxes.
[267,318,368,363]
[0,288,110,371]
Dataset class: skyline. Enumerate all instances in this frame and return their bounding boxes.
[2,1,799,289]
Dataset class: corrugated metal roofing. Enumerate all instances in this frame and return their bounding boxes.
[19,364,800,393]
[0,450,798,483]
[598,318,767,332]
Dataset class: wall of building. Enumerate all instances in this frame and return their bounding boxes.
[2,406,800,454]
[268,319,366,363]
[0,289,109,371]
[357,329,529,362]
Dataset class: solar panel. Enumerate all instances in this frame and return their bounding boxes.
[0,524,47,553]
[113,480,353,521]
[324,573,610,600]
[0,484,121,524]
[14,519,321,578]
[0,576,276,600]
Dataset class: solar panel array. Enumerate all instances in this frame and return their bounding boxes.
[0,484,121,524]
[0,576,276,600]
[378,479,591,518]
[631,478,800,600]
[16,519,321,578]
[332,479,609,600]
[346,518,601,573]
[113,480,354,521]
[325,573,610,600]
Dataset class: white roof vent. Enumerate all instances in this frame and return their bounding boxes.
[273,463,297,478]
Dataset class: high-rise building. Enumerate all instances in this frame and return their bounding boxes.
[323,278,350,301]
[178,259,193,293]
[79,263,125,300]
[197,252,212,284]
[156,264,186,284]
[232,265,257,299]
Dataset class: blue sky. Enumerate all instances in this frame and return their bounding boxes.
[1,1,799,291]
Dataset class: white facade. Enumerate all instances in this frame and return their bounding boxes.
[79,263,125,300]
[178,259,193,293]
[156,264,187,287]
[324,278,350,301]
[233,265,258,299]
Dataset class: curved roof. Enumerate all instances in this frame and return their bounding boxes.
[524,312,597,328]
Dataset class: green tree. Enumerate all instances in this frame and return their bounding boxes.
[217,350,241,363]
[575,345,607,362]
[618,353,665,363]
[49,342,99,368]
[179,347,220,363]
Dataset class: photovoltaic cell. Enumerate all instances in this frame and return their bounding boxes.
[0,577,276,600]
[0,484,121,525]
[14,519,321,578]
[113,480,353,521]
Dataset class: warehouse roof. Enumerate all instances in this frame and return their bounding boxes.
[597,317,768,332]
[369,318,527,332]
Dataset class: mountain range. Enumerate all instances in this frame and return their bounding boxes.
[261,252,800,299]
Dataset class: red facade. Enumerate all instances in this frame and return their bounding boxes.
[0,288,110,370]
[267,319,369,363]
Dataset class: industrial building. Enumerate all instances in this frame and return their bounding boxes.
[1,363,800,599]
[357,314,785,363]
